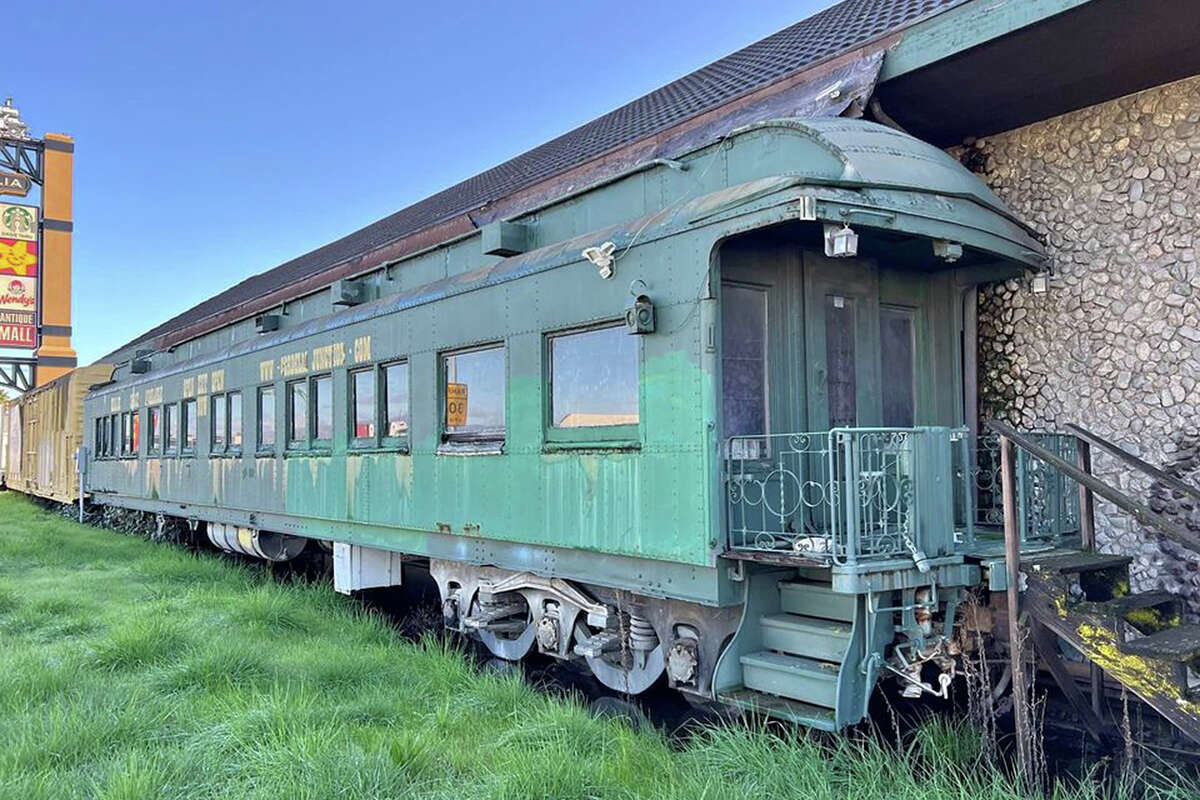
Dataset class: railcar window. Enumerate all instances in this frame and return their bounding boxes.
[880,307,916,428]
[442,345,505,443]
[94,418,103,457]
[165,404,179,453]
[132,412,140,455]
[182,399,197,452]
[383,361,409,440]
[110,415,119,457]
[148,406,161,454]
[549,324,639,430]
[721,283,769,442]
[351,369,376,442]
[288,381,307,447]
[825,295,857,429]
[121,413,131,456]
[229,392,243,450]
[312,375,333,444]
[211,394,227,452]
[258,386,276,450]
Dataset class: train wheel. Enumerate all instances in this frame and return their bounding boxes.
[572,619,665,695]
[469,593,536,661]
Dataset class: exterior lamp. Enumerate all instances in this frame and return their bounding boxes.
[1030,273,1050,294]
[933,240,963,262]
[824,223,858,258]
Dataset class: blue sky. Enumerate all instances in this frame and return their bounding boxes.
[7,0,828,365]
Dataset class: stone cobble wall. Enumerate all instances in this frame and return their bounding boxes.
[962,76,1200,615]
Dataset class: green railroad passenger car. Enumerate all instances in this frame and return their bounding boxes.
[83,118,1044,728]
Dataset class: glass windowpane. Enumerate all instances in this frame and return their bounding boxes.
[313,375,332,442]
[443,346,505,438]
[721,284,769,439]
[352,370,376,440]
[825,295,857,429]
[166,405,178,451]
[289,382,306,444]
[880,307,916,428]
[259,388,276,448]
[212,394,227,449]
[229,392,242,448]
[183,400,197,449]
[550,325,639,428]
[384,363,410,437]
[149,407,161,453]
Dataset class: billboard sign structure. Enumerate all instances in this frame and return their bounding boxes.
[0,202,38,349]
[0,172,30,197]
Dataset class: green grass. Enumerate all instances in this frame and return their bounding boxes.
[0,491,1193,799]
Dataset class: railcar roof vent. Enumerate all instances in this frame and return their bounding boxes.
[255,313,281,334]
[129,359,151,374]
[481,221,531,257]
[331,278,368,307]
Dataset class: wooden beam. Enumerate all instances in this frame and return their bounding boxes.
[879,0,1095,81]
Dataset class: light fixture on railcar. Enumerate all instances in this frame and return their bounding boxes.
[823,223,858,258]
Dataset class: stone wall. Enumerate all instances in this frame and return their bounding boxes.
[963,75,1200,616]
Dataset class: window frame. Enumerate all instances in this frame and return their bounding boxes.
[181,398,198,455]
[348,366,379,449]
[122,412,133,457]
[257,384,277,454]
[380,360,411,450]
[286,379,307,450]
[309,373,334,449]
[164,403,179,455]
[210,392,228,455]
[439,342,507,449]
[227,390,243,454]
[148,406,162,455]
[543,321,642,449]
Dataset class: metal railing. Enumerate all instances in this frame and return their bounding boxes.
[725,427,965,566]
[988,421,1200,555]
[956,430,1081,546]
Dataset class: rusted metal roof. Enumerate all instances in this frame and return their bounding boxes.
[111,0,959,358]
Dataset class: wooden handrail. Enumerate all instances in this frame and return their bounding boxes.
[985,420,1200,554]
[1065,422,1200,503]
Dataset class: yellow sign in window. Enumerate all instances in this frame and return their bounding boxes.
[446,382,468,428]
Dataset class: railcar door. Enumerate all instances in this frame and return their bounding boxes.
[804,258,929,432]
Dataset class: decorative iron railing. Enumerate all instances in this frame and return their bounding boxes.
[956,430,1081,545]
[725,427,965,566]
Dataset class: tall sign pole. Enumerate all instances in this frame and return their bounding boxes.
[34,132,76,384]
[0,98,76,392]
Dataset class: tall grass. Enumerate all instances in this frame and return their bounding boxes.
[0,492,1194,799]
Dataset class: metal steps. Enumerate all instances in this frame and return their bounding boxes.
[740,651,839,708]
[760,613,852,661]
[716,689,837,730]
[779,579,856,621]
[737,578,858,710]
